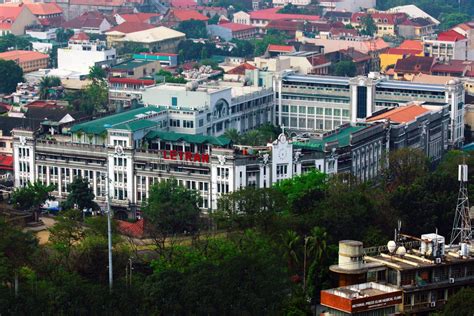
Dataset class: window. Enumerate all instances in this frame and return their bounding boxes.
[299,106,306,114]
[334,109,341,116]
[325,108,332,115]
[171,97,178,106]
[308,107,315,114]
[290,106,297,113]
[342,109,350,117]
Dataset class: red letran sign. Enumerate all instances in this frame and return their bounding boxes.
[161,150,210,163]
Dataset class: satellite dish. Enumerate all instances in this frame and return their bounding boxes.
[396,246,406,257]
[387,240,396,254]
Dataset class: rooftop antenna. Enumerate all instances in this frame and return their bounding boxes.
[449,158,473,246]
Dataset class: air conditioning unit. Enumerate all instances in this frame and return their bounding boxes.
[435,258,442,264]
[430,302,436,308]
[449,278,455,283]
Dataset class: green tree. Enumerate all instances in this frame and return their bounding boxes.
[142,178,201,256]
[118,42,148,55]
[176,20,208,39]
[442,287,474,316]
[81,80,109,114]
[38,76,61,99]
[223,128,240,143]
[254,30,289,56]
[0,34,32,52]
[62,176,98,212]
[384,148,429,190]
[360,14,377,36]
[439,12,471,30]
[87,65,107,83]
[208,14,219,25]
[0,60,23,94]
[334,60,357,77]
[55,28,74,43]
[11,181,55,222]
[281,230,300,273]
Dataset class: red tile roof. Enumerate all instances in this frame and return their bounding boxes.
[431,60,474,75]
[399,40,423,50]
[367,104,429,124]
[264,19,304,32]
[24,2,62,16]
[0,4,24,30]
[63,11,113,29]
[0,155,13,171]
[170,0,197,6]
[69,0,130,6]
[387,48,422,55]
[438,30,466,42]
[70,32,90,41]
[227,62,257,75]
[267,44,295,52]
[118,13,161,23]
[170,9,208,21]
[108,21,154,34]
[394,55,434,74]
[250,7,320,22]
[0,50,49,63]
[109,77,155,85]
[218,22,256,32]
[117,219,144,238]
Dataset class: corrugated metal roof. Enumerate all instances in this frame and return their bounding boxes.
[145,130,231,146]
[294,125,364,150]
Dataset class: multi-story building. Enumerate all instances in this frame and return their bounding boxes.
[351,12,408,38]
[275,74,465,147]
[0,50,49,73]
[141,81,274,136]
[109,59,160,79]
[0,3,40,36]
[12,107,334,217]
[318,0,375,13]
[328,235,474,314]
[423,30,469,61]
[57,32,116,74]
[108,77,155,110]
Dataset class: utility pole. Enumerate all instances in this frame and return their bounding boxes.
[106,161,113,293]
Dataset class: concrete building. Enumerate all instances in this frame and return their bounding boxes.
[132,53,178,67]
[272,0,311,7]
[351,12,408,38]
[423,30,470,61]
[12,107,334,217]
[141,81,274,136]
[318,0,375,12]
[0,50,49,73]
[57,32,116,74]
[62,11,114,34]
[109,59,160,79]
[108,77,155,109]
[275,74,465,147]
[328,235,474,314]
[207,23,257,41]
[398,17,436,40]
[0,3,40,35]
[110,26,185,53]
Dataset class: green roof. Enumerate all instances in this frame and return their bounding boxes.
[113,119,158,132]
[70,107,164,135]
[111,59,155,71]
[145,130,231,146]
[294,126,365,150]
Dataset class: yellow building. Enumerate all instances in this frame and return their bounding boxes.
[351,12,408,38]
[379,40,424,72]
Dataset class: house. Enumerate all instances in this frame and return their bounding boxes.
[23,2,64,27]
[398,17,436,39]
[0,3,40,36]
[387,4,440,25]
[224,62,257,82]
[452,21,474,59]
[0,50,49,73]
[114,13,161,25]
[56,0,148,21]
[379,40,424,71]
[326,48,372,75]
[108,77,155,109]
[255,51,330,75]
[423,30,469,61]
[57,32,116,74]
[62,11,115,34]
[351,12,408,37]
[106,22,155,46]
[431,60,474,77]
[110,26,186,53]
[109,59,161,79]
[393,55,435,79]
[207,22,257,41]
[161,9,209,28]
[318,0,375,12]
[232,7,320,31]
[265,44,296,57]
[324,11,352,25]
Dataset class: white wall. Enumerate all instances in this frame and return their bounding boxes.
[57,47,116,74]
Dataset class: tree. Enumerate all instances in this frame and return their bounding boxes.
[360,14,377,36]
[253,30,289,56]
[208,14,219,25]
[55,28,74,43]
[155,69,187,84]
[176,20,208,39]
[442,287,474,316]
[0,60,23,94]
[0,34,32,52]
[142,178,201,257]
[223,128,240,143]
[81,79,109,114]
[38,76,61,99]
[383,148,429,190]
[118,42,148,55]
[88,65,107,83]
[11,181,55,222]
[334,60,357,77]
[439,12,471,30]
[62,176,98,213]
[281,230,300,274]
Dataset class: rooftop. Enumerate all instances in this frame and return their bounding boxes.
[169,9,208,21]
[107,21,155,34]
[24,2,63,16]
[62,11,114,29]
[267,44,295,52]
[118,13,161,23]
[111,59,156,70]
[109,77,155,85]
[115,26,185,44]
[70,106,165,135]
[437,30,466,42]
[394,55,435,74]
[0,4,25,29]
[249,7,320,22]
[144,130,231,146]
[218,22,256,32]
[367,104,430,124]
[0,50,49,63]
[293,125,365,150]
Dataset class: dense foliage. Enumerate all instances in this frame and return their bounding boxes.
[1,149,473,314]
[0,60,24,94]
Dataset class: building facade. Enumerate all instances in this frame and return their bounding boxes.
[275,74,465,147]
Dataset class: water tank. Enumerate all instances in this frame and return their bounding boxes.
[338,240,364,271]
[421,234,445,258]
[460,243,470,257]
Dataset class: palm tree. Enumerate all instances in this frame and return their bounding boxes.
[281,230,301,273]
[223,128,240,144]
[307,226,327,263]
[39,76,52,99]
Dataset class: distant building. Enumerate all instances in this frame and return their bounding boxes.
[0,50,49,73]
[351,12,408,38]
[423,30,469,61]
[133,52,178,67]
[207,22,258,41]
[23,2,64,27]
[108,77,155,109]
[272,0,311,7]
[398,17,436,40]
[62,11,115,34]
[114,12,161,25]
[379,40,424,72]
[387,4,440,25]
[57,33,116,74]
[110,26,185,54]
[0,3,40,35]
[161,9,208,28]
[105,21,155,46]
[109,59,161,79]
[318,0,375,13]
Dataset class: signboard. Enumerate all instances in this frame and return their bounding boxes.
[160,150,210,163]
[351,293,403,313]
